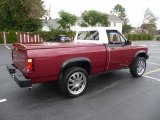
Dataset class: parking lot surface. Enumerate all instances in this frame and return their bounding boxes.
[0,42,160,120]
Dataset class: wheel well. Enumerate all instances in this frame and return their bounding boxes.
[61,61,91,74]
[137,52,148,59]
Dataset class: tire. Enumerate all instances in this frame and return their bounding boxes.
[130,57,146,77]
[60,67,88,98]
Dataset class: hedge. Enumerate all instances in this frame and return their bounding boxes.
[125,34,153,41]
[7,31,18,44]
[0,30,75,44]
[34,29,76,42]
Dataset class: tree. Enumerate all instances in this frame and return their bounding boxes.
[141,8,158,34]
[80,10,109,27]
[111,4,127,23]
[0,0,46,32]
[122,24,133,34]
[58,10,77,30]
[143,8,158,24]
[111,4,132,34]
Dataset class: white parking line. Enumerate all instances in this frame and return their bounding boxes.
[144,69,160,75]
[149,48,159,51]
[150,49,160,51]
[149,56,160,59]
[147,62,160,66]
[0,98,7,103]
[143,75,160,82]
[5,46,10,50]
[149,52,160,54]
[151,45,159,47]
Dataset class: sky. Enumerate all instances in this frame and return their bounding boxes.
[43,0,160,28]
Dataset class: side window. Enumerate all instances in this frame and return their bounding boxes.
[77,31,99,40]
[107,30,125,44]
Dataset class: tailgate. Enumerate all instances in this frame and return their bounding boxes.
[12,44,27,73]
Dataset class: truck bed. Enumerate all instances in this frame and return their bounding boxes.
[13,42,101,50]
[12,42,107,83]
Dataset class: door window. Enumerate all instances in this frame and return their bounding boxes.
[107,30,125,44]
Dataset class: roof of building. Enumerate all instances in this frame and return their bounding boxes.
[108,14,122,22]
[42,18,60,30]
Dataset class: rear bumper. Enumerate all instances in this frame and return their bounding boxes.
[6,64,32,87]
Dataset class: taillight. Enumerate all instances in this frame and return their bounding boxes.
[26,58,33,73]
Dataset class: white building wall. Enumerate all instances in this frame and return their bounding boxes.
[116,22,122,33]
[71,23,81,31]
[109,21,122,33]
[110,22,114,27]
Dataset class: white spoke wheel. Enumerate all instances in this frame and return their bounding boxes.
[130,57,146,77]
[60,67,88,97]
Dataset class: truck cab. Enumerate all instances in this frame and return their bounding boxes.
[74,27,130,44]
[75,27,141,71]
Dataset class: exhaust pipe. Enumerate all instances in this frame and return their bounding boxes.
[28,86,32,90]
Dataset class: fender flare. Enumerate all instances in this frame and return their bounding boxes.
[135,50,149,59]
[135,50,146,57]
[59,57,91,84]
[61,57,91,70]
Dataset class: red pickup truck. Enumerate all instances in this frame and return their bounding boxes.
[7,27,149,97]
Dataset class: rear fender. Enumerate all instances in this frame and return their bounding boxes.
[59,57,91,84]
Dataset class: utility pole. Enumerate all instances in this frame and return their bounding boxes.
[49,4,51,20]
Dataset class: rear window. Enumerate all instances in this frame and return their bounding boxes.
[77,31,99,40]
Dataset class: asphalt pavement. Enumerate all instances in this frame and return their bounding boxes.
[0,42,160,120]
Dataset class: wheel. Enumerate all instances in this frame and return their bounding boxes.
[130,57,146,77]
[60,67,88,97]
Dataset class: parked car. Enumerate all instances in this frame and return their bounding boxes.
[7,27,149,97]
[49,35,71,43]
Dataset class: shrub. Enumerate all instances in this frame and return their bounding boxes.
[0,33,3,44]
[7,31,18,44]
[133,34,138,41]
[125,34,154,41]
[143,35,148,40]
[138,34,143,40]
[127,34,133,41]
[148,35,153,40]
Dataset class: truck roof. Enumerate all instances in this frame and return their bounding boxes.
[76,27,119,31]
[74,27,120,44]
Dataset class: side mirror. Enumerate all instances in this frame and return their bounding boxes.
[125,40,132,45]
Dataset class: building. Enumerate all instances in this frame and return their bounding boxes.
[108,14,123,33]
[41,18,60,31]
[42,14,123,33]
